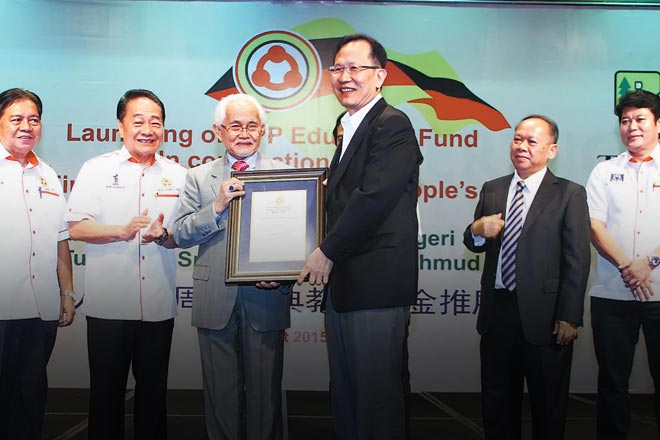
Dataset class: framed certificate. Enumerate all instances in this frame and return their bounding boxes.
[226,168,327,283]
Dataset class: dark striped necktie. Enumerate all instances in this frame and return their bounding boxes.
[500,180,525,291]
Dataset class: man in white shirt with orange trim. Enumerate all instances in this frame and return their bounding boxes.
[0,88,75,440]
[587,89,660,440]
[66,89,186,440]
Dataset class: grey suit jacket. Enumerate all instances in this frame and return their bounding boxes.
[463,170,591,345]
[172,152,291,332]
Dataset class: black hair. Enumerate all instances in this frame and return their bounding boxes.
[116,89,165,122]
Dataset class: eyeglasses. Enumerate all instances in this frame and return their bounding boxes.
[221,123,262,136]
[328,65,381,76]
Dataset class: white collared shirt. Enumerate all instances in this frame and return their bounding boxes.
[66,146,187,320]
[339,94,383,162]
[587,144,660,301]
[0,144,68,320]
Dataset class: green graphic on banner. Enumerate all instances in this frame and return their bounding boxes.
[614,71,660,112]
[207,18,510,142]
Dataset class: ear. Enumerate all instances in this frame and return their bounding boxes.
[547,143,558,160]
[212,124,223,143]
[376,68,388,89]
[117,120,125,141]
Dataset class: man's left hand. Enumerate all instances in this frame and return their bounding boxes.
[141,213,166,244]
[553,320,577,346]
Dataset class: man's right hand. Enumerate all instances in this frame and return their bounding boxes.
[120,209,152,241]
[297,247,333,285]
[471,213,504,239]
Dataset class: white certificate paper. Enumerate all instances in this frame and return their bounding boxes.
[249,189,307,263]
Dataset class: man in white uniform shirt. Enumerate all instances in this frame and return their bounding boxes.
[66,89,186,440]
[587,89,660,440]
[0,88,75,440]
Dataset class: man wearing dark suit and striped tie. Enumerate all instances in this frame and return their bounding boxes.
[463,115,591,440]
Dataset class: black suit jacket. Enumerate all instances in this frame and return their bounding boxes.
[320,98,423,312]
[463,170,591,345]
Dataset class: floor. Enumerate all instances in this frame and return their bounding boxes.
[43,390,657,439]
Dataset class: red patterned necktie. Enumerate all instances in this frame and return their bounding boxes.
[232,160,249,171]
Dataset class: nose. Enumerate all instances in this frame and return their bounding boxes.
[335,69,352,81]
[514,140,529,150]
[141,124,154,136]
[18,119,32,131]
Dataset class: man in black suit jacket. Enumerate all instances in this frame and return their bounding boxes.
[463,115,590,440]
[298,34,422,439]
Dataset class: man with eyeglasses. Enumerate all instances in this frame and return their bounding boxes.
[298,34,423,439]
[173,93,291,440]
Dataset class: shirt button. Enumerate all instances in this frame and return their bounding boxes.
[141,276,145,280]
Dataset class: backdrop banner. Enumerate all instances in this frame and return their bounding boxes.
[2,0,658,392]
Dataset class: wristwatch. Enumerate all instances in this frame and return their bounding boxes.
[154,228,170,246]
[648,255,660,269]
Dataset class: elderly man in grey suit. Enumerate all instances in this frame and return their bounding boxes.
[172,93,291,440]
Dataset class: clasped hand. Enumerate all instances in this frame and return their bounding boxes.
[472,213,504,239]
[619,258,654,301]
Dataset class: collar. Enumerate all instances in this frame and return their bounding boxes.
[627,144,659,163]
[226,151,258,170]
[511,167,547,194]
[343,94,383,131]
[1,143,39,167]
[120,145,157,167]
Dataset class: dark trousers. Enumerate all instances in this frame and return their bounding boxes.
[86,316,174,440]
[197,293,285,440]
[591,296,660,440]
[325,292,409,440]
[0,318,57,440]
[480,290,573,440]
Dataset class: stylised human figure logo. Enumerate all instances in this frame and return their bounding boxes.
[251,45,303,92]
[230,30,322,111]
